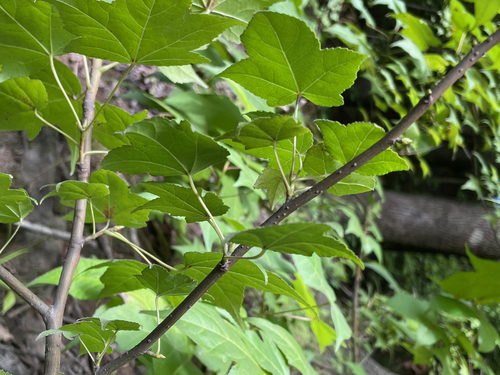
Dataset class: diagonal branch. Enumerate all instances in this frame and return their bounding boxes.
[96,29,500,375]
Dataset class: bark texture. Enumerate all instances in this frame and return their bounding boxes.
[377,191,500,259]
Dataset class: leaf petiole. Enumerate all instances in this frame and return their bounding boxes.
[0,220,22,256]
[34,110,79,146]
[273,141,292,198]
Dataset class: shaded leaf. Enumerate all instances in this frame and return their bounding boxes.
[136,265,196,297]
[228,224,363,267]
[176,303,265,374]
[136,182,229,223]
[159,65,208,88]
[93,105,147,150]
[220,12,366,106]
[41,181,109,204]
[0,77,47,140]
[303,144,376,196]
[440,248,500,304]
[234,116,309,149]
[101,118,229,177]
[317,120,408,176]
[254,168,286,208]
[47,0,243,66]
[0,0,75,81]
[0,174,34,223]
[247,318,319,375]
[96,260,148,299]
[181,252,310,325]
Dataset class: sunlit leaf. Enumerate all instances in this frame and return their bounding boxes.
[220,12,366,106]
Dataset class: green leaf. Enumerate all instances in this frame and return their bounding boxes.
[311,320,337,353]
[0,370,12,375]
[234,116,309,149]
[176,303,265,374]
[0,0,75,81]
[303,144,376,196]
[38,317,140,356]
[254,168,286,208]
[245,330,290,375]
[247,318,319,375]
[87,170,150,228]
[192,0,282,42]
[440,248,500,304]
[228,129,313,175]
[317,120,408,176]
[474,0,500,27]
[163,92,243,135]
[30,59,82,172]
[95,260,148,299]
[393,13,441,51]
[228,224,363,267]
[136,182,229,223]
[0,77,47,140]
[219,12,366,107]
[41,181,109,204]
[93,105,148,150]
[0,173,34,223]
[158,65,208,88]
[28,258,107,300]
[101,117,229,177]
[136,265,196,297]
[47,0,243,66]
[181,252,311,325]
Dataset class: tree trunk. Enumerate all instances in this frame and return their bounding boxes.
[377,192,500,259]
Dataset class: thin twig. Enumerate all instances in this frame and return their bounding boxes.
[96,28,500,375]
[43,59,103,375]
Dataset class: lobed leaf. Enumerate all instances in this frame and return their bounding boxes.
[101,118,229,177]
[46,0,243,66]
[136,265,196,297]
[0,77,47,140]
[0,0,75,81]
[0,173,35,223]
[254,168,286,208]
[41,181,109,204]
[317,120,408,176]
[303,144,376,196]
[228,224,363,267]
[220,12,366,107]
[136,182,229,223]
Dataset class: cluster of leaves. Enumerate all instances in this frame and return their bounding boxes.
[1,0,500,374]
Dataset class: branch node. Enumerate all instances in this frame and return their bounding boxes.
[352,162,358,167]
[337,170,342,174]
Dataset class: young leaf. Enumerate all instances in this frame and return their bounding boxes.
[0,77,47,140]
[47,0,243,66]
[228,224,363,267]
[219,12,366,107]
[317,120,408,176]
[41,181,110,204]
[37,317,140,356]
[234,116,309,149]
[93,105,148,150]
[88,170,151,228]
[136,265,196,297]
[303,144,376,196]
[0,0,75,81]
[95,260,148,299]
[254,168,286,208]
[0,174,35,223]
[136,182,228,223]
[101,118,229,177]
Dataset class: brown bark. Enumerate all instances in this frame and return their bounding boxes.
[377,191,500,259]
